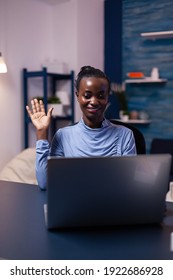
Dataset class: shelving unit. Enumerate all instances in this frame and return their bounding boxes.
[23,67,74,148]
[116,119,151,125]
[124,75,168,125]
[125,77,167,84]
[140,30,173,39]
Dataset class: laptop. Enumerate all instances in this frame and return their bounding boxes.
[45,154,171,229]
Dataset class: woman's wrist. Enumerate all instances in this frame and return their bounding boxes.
[36,129,48,140]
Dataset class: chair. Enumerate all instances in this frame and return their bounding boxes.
[150,138,173,181]
[110,119,146,154]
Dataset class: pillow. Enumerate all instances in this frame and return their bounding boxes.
[166,181,173,202]
[0,148,38,185]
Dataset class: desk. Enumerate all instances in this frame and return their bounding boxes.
[0,180,173,260]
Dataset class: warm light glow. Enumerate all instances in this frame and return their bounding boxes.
[0,53,7,73]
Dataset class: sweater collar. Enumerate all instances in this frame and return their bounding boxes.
[80,117,108,130]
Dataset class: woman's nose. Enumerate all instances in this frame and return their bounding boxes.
[90,96,99,105]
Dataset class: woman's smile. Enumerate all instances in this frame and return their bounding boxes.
[86,106,101,113]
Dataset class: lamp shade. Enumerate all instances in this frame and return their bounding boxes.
[0,52,7,73]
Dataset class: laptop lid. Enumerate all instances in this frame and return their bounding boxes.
[46,154,171,229]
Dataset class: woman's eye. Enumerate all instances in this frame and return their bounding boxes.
[84,92,91,99]
[98,93,105,99]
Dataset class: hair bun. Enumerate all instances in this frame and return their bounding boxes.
[75,65,110,92]
[80,66,93,72]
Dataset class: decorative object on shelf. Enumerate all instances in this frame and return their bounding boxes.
[151,67,159,80]
[125,67,167,84]
[127,72,144,79]
[48,96,61,104]
[111,82,129,120]
[47,96,64,117]
[42,59,69,74]
[33,96,64,117]
[138,111,150,121]
[56,90,71,116]
[0,52,7,73]
[119,111,129,121]
[129,110,139,120]
[56,91,70,105]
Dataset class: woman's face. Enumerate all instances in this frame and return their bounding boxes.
[76,77,109,128]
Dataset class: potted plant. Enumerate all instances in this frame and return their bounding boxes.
[47,96,63,116]
[32,96,63,116]
[111,83,129,121]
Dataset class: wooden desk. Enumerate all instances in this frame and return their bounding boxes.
[0,180,173,260]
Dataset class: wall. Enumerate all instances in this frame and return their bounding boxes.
[123,0,173,152]
[0,0,104,171]
[52,0,104,120]
[0,0,53,171]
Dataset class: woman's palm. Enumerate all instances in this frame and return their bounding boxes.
[31,111,50,130]
[26,99,53,131]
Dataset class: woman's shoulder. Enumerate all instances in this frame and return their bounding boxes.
[57,121,80,135]
[105,119,131,131]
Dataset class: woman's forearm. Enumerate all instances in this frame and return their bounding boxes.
[36,139,50,190]
[36,129,48,140]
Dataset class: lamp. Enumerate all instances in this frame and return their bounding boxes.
[0,52,7,73]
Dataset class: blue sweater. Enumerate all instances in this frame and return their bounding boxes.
[36,118,136,189]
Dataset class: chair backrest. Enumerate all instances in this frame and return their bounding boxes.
[150,138,173,180]
[110,119,146,154]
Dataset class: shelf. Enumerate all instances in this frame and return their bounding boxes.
[125,77,167,84]
[23,67,75,148]
[23,69,72,79]
[51,115,72,120]
[47,72,72,79]
[116,119,151,124]
[140,31,173,39]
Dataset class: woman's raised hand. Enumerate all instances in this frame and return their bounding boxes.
[26,99,53,132]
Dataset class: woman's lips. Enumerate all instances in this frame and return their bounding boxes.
[86,107,100,113]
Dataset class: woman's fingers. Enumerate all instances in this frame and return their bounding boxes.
[47,107,53,118]
[39,99,46,113]
[26,105,32,117]
[32,99,41,113]
[30,99,36,114]
[26,99,48,118]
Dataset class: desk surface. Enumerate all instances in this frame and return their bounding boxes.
[0,180,173,260]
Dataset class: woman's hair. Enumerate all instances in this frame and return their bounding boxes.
[75,65,110,92]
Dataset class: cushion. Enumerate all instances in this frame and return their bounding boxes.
[0,148,38,185]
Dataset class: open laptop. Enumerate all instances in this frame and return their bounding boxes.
[45,154,171,229]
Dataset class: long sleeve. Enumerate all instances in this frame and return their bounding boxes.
[35,131,64,190]
[121,129,137,155]
[36,140,50,190]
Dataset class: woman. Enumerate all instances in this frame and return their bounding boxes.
[26,66,136,189]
